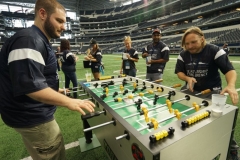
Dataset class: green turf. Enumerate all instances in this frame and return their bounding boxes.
[0,54,239,160]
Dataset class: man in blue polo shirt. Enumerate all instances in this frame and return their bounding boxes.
[0,0,95,159]
[142,28,170,83]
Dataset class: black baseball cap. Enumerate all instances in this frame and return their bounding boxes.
[152,29,161,35]
[90,39,97,46]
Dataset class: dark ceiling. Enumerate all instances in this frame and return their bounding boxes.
[0,0,131,12]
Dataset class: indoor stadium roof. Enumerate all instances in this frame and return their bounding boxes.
[0,0,132,12]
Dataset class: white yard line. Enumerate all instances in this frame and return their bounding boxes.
[136,74,146,78]
[21,141,80,160]
[136,119,152,132]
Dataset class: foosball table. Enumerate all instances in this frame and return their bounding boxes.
[79,76,238,160]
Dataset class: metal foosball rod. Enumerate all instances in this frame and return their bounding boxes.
[112,91,171,110]
[181,100,209,114]
[144,79,163,83]
[94,80,128,93]
[180,88,188,92]
[116,134,128,140]
[123,94,190,119]
[141,100,209,124]
[95,77,138,88]
[137,101,206,132]
[102,88,131,102]
[109,94,169,109]
[115,131,130,141]
[94,78,163,95]
[140,91,176,105]
[100,89,129,100]
[83,119,116,132]
[148,95,191,112]
[95,79,136,94]
[113,90,174,111]
[135,79,163,90]
[180,88,211,95]
[66,90,83,94]
[94,84,118,93]
[78,93,88,97]
[110,85,164,105]
[68,86,83,91]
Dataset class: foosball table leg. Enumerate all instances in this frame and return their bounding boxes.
[83,119,93,144]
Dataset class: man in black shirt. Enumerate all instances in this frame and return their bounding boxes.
[175,26,239,160]
[142,29,170,83]
[0,0,95,159]
[175,26,238,105]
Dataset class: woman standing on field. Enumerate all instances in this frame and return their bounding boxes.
[84,39,103,80]
[120,36,139,77]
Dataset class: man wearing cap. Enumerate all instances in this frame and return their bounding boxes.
[142,28,170,83]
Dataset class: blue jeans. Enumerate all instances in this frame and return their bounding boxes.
[123,69,136,77]
[63,71,78,98]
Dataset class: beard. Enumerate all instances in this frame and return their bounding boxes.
[153,39,160,43]
[44,17,60,39]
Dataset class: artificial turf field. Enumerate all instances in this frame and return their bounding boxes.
[0,54,239,160]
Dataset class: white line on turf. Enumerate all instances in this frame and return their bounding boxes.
[21,141,80,160]
[136,74,146,78]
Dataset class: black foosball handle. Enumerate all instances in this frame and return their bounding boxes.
[81,111,102,120]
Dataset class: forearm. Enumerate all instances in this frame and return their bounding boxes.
[27,87,72,107]
[177,72,190,82]
[142,52,148,58]
[151,59,168,64]
[90,58,97,62]
[225,70,237,87]
[129,57,138,62]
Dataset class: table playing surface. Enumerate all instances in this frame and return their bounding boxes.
[89,82,195,135]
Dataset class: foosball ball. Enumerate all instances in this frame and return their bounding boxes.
[79,76,238,160]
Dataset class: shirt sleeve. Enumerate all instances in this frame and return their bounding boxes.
[95,51,102,62]
[65,51,75,64]
[160,45,170,60]
[142,47,148,54]
[175,53,186,74]
[214,48,234,74]
[8,36,48,97]
[132,49,139,59]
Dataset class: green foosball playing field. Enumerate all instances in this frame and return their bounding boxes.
[91,82,196,135]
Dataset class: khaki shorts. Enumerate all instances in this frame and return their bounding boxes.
[14,119,66,160]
